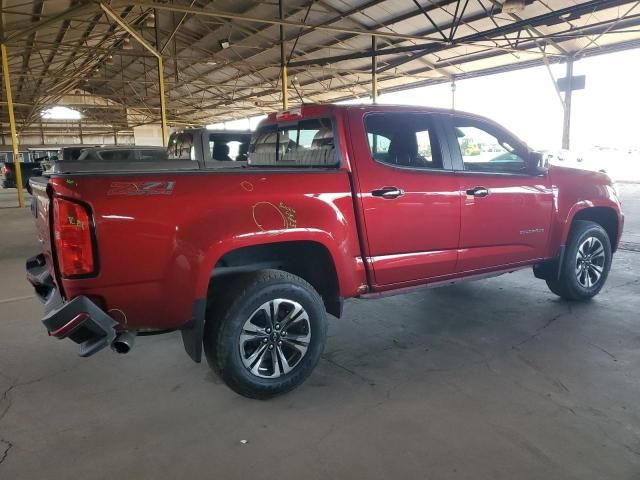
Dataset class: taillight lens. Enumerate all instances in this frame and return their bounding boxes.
[53,197,96,277]
[1,165,9,175]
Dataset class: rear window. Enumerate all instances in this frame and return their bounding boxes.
[248,118,338,167]
[209,133,251,163]
[168,132,194,160]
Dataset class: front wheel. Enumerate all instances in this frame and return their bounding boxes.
[204,270,327,399]
[546,220,612,301]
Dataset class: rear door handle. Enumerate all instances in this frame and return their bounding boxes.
[466,187,489,197]
[371,186,405,199]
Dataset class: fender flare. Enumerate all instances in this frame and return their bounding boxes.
[193,230,348,300]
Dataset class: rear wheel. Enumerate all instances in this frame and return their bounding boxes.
[204,270,327,399]
[546,220,611,301]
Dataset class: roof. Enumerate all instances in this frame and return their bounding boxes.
[1,0,639,133]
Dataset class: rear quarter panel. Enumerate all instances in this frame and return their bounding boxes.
[49,170,364,330]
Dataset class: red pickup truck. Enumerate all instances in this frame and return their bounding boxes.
[27,104,624,399]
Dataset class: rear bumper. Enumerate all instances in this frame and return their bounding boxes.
[26,254,117,357]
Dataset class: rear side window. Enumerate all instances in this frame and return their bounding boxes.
[365,113,443,169]
[249,118,338,167]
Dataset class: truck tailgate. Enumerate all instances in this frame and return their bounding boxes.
[29,177,57,283]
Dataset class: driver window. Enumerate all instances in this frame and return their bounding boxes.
[454,123,526,173]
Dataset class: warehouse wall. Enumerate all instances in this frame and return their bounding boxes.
[0,133,134,146]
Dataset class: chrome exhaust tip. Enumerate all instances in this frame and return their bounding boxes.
[111,331,136,354]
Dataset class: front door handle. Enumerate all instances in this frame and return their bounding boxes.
[371,186,405,199]
[466,187,489,197]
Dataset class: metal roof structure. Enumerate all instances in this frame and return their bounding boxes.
[1,0,640,136]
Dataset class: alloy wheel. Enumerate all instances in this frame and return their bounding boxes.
[575,236,606,288]
[239,299,311,378]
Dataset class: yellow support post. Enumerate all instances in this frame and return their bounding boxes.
[281,64,288,111]
[371,36,378,104]
[279,0,288,111]
[1,43,25,208]
[100,3,168,145]
[157,56,168,145]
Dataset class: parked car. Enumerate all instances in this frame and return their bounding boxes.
[27,104,624,398]
[48,146,175,174]
[1,157,45,192]
[168,128,252,166]
[76,146,168,162]
[38,146,101,173]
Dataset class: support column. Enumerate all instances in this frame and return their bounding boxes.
[1,43,25,207]
[371,36,378,104]
[279,0,288,110]
[78,119,84,144]
[451,79,456,110]
[157,56,168,143]
[561,57,574,150]
[100,3,168,145]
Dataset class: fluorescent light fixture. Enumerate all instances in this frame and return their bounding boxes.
[502,0,525,13]
[219,40,230,49]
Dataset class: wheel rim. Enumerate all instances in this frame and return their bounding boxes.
[575,236,606,288]
[239,299,311,379]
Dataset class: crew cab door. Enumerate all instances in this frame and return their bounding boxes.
[443,114,554,272]
[348,110,460,287]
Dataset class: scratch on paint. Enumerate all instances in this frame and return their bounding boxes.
[240,181,254,192]
[251,201,297,231]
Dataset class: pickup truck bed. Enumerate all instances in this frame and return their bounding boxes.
[26,103,623,398]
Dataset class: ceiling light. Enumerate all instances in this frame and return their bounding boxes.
[145,12,155,28]
[219,40,230,49]
[106,55,114,64]
[502,0,525,13]
[206,60,217,65]
[122,38,133,50]
[41,106,82,120]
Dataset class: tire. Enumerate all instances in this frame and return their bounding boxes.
[546,220,612,301]
[203,269,327,399]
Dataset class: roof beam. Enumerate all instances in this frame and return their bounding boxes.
[120,0,446,43]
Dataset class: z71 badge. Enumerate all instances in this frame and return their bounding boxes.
[108,181,175,196]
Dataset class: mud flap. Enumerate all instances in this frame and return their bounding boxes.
[181,299,206,363]
[533,245,566,281]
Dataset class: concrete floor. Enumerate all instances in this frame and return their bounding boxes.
[1,185,639,480]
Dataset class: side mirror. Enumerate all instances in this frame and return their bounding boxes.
[526,151,546,173]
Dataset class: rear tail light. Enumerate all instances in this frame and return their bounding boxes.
[53,197,97,277]
[1,165,10,175]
